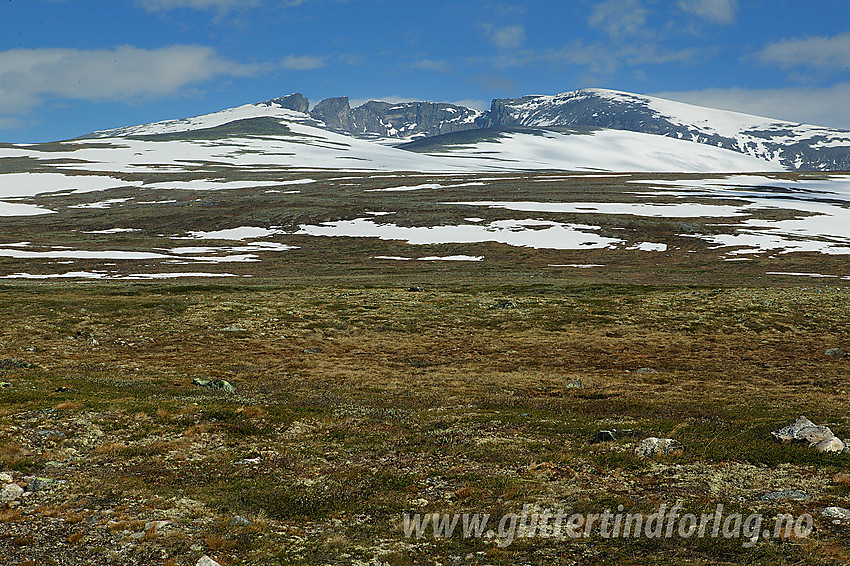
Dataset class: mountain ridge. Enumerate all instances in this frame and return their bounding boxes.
[81,88,850,171]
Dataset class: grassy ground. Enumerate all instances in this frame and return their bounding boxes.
[0,163,848,563]
[0,281,848,565]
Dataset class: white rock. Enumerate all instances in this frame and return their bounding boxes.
[1,483,24,501]
[635,437,681,457]
[822,507,850,520]
[772,416,835,445]
[815,437,845,453]
[0,473,13,484]
[197,556,222,566]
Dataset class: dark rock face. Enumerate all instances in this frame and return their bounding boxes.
[309,97,354,132]
[264,93,310,114]
[350,101,480,139]
[308,98,481,140]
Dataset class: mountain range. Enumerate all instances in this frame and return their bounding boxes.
[81,88,850,172]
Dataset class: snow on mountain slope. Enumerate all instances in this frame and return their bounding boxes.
[0,102,781,195]
[1,118,471,179]
[84,100,323,138]
[485,89,850,170]
[401,127,781,173]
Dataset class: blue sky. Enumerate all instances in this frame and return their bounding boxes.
[2,0,850,142]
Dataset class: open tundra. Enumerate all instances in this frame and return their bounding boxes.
[0,90,849,566]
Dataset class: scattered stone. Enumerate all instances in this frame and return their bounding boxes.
[565,378,583,389]
[54,386,74,393]
[223,325,246,332]
[635,437,681,457]
[302,348,321,354]
[197,556,223,566]
[761,490,811,501]
[230,515,252,526]
[1,483,24,502]
[823,507,850,521]
[0,359,36,370]
[634,367,658,374]
[772,416,845,452]
[825,348,848,358]
[489,300,517,309]
[235,457,261,465]
[593,430,617,443]
[145,520,171,532]
[192,378,236,393]
[592,429,636,443]
[408,286,424,292]
[26,477,57,492]
[34,430,66,441]
[0,382,12,388]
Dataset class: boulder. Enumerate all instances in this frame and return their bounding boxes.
[197,556,222,566]
[772,416,848,454]
[593,430,617,443]
[192,378,236,393]
[772,416,836,445]
[1,483,24,502]
[761,490,810,501]
[635,437,681,457]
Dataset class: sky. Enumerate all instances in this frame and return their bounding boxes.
[2,0,850,142]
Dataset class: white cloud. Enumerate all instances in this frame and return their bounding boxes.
[678,0,737,24]
[487,25,526,50]
[0,45,256,115]
[0,117,28,130]
[588,0,648,38]
[0,45,326,127]
[488,40,699,79]
[652,83,850,129]
[280,55,325,70]
[756,33,850,70]
[411,59,452,73]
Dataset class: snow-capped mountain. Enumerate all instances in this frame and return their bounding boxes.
[11,96,767,174]
[478,89,850,171]
[81,88,850,171]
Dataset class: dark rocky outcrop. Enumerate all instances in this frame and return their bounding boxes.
[263,93,310,114]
